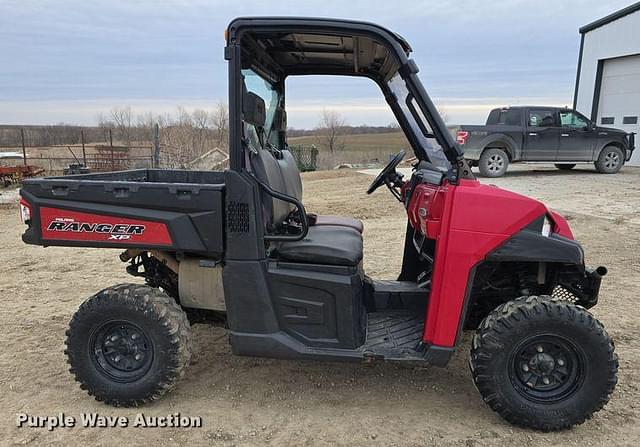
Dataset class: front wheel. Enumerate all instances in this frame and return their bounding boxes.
[470,296,617,431]
[65,284,192,407]
[478,148,509,177]
[595,146,624,174]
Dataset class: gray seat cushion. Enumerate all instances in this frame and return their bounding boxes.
[314,215,363,233]
[276,225,363,266]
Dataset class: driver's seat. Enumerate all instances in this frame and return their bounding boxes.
[244,91,363,267]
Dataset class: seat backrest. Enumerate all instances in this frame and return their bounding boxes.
[244,91,293,229]
[277,149,303,204]
[272,105,303,203]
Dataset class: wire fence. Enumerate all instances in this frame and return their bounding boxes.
[0,125,320,184]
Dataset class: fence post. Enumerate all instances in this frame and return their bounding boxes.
[109,129,115,171]
[21,128,27,166]
[81,129,86,166]
[152,123,160,168]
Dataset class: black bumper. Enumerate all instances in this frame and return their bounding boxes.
[576,267,606,308]
[626,133,635,162]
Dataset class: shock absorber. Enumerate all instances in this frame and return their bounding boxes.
[514,263,536,296]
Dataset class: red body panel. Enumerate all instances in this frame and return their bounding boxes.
[40,207,173,246]
[408,179,547,348]
[549,210,574,239]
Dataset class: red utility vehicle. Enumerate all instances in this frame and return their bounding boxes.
[19,18,617,431]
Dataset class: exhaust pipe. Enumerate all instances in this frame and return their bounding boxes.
[594,266,608,277]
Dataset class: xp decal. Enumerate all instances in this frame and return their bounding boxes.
[40,207,172,245]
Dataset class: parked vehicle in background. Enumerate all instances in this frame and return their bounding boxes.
[452,106,635,177]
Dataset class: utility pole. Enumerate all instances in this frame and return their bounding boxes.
[21,128,27,166]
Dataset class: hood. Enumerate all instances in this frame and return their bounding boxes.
[595,125,628,135]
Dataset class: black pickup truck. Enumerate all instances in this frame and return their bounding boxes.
[452,106,635,177]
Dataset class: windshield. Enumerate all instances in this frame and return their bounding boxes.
[387,73,451,171]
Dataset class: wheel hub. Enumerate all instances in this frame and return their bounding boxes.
[510,336,584,403]
[488,155,504,171]
[604,151,620,169]
[528,352,556,375]
[91,321,153,382]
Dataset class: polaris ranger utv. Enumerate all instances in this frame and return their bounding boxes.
[19,17,617,431]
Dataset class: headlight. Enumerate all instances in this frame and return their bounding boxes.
[542,215,552,237]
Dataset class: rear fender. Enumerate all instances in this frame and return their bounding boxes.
[478,134,520,160]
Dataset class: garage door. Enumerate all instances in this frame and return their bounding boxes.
[597,54,640,166]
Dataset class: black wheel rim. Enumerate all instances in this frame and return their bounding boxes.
[90,320,154,383]
[508,334,585,403]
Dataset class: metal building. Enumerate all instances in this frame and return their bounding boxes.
[574,2,640,165]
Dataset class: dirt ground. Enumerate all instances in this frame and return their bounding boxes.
[1,164,639,446]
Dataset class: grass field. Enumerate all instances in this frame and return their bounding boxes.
[288,131,409,168]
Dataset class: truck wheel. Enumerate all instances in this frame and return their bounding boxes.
[595,146,624,174]
[469,295,617,431]
[65,284,192,407]
[478,148,509,177]
[554,164,576,171]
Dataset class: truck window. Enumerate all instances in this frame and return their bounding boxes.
[528,110,556,128]
[486,109,522,126]
[559,111,589,129]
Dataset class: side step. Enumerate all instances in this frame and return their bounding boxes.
[362,311,425,361]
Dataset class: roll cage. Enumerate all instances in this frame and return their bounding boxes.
[224,17,469,181]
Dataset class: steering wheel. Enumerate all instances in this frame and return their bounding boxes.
[367,149,406,196]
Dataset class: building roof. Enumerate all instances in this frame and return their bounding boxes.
[580,1,640,33]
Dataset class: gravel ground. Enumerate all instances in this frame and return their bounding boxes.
[0,165,639,446]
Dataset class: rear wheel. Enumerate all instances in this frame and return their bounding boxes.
[470,295,617,431]
[478,148,509,177]
[65,284,192,407]
[554,163,576,171]
[595,146,624,174]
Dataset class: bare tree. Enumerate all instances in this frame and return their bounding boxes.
[109,106,134,146]
[211,101,228,145]
[316,109,347,153]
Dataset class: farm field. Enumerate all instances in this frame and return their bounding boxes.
[288,131,409,168]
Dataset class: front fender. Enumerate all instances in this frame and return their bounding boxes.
[595,139,629,161]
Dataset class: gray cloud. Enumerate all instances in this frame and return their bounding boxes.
[0,0,632,127]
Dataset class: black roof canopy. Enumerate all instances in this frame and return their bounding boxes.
[227,17,412,81]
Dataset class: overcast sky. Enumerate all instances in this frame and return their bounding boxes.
[0,0,633,128]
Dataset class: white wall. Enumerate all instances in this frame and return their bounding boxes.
[575,10,640,116]
[576,9,640,166]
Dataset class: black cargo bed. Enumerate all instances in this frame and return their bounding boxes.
[20,169,226,256]
[22,169,225,213]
